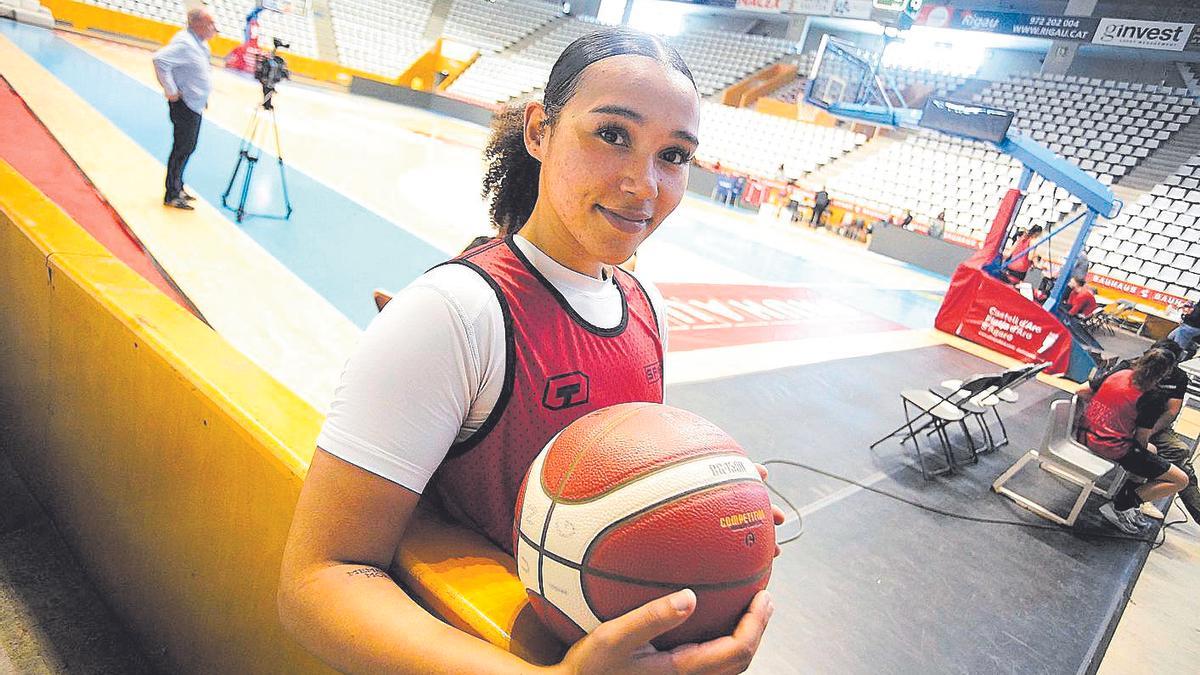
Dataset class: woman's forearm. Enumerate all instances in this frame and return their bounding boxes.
[280,563,550,675]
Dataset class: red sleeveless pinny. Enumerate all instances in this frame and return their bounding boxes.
[426,237,665,553]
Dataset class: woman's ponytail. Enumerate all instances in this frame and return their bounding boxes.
[482,106,540,235]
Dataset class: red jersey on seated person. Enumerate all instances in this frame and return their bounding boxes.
[1066,287,1097,317]
[1008,235,1036,274]
[1079,370,1156,460]
[425,237,664,554]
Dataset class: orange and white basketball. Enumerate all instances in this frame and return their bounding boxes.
[513,402,775,649]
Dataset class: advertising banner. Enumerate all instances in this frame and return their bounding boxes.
[1087,273,1192,311]
[917,7,1099,41]
[673,1,739,8]
[945,9,1099,41]
[657,283,904,352]
[707,0,874,16]
[733,0,870,16]
[1007,14,1098,41]
[915,4,953,28]
[830,0,873,19]
[784,0,834,15]
[1092,18,1194,52]
[736,0,787,13]
[934,188,1073,375]
[958,283,1071,365]
[935,266,1073,374]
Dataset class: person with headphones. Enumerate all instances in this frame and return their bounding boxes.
[1087,340,1200,522]
[1076,345,1191,533]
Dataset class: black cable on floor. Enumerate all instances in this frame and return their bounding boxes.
[1150,496,1189,551]
[762,458,1167,545]
[763,478,804,545]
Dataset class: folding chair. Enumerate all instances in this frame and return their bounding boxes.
[1080,304,1114,336]
[925,374,1007,454]
[1106,299,1140,332]
[992,397,1123,526]
[870,376,990,480]
[937,362,1051,451]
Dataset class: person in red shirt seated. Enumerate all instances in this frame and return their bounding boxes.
[1064,277,1098,318]
[1075,347,1189,533]
[1002,225,1043,284]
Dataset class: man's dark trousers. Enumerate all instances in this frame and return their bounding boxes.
[1153,429,1200,520]
[165,99,202,201]
[810,203,827,226]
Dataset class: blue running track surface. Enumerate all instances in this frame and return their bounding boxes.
[1,20,445,328]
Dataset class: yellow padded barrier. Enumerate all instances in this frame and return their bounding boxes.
[397,38,480,92]
[0,158,329,672]
[722,62,795,109]
[0,160,559,669]
[397,511,564,665]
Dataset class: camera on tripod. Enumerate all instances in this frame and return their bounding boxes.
[254,38,290,108]
[223,36,293,223]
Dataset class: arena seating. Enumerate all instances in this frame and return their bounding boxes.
[207,0,319,58]
[762,53,816,104]
[883,65,967,101]
[77,0,185,26]
[441,0,561,55]
[330,0,434,78]
[58,0,1200,305]
[448,18,796,105]
[768,77,807,105]
[445,16,606,105]
[820,131,1026,242]
[76,0,320,57]
[819,128,1086,248]
[1087,154,1200,301]
[696,101,866,178]
[665,30,796,98]
[1182,63,1200,94]
[831,43,971,104]
[975,73,1199,185]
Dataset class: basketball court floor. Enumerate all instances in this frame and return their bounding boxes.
[2,19,1199,673]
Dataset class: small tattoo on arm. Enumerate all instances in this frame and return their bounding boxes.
[346,567,389,579]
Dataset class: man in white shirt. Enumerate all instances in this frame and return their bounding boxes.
[152,8,216,210]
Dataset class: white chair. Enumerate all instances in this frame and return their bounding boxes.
[992,397,1124,526]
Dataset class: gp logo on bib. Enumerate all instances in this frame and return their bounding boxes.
[543,371,590,410]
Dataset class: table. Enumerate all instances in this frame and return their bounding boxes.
[1142,312,1180,340]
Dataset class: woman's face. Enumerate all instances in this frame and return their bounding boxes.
[525,55,700,269]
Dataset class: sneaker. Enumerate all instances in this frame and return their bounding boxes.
[182,191,197,201]
[1100,502,1148,534]
[1140,502,1165,520]
[1132,511,1156,530]
[163,196,194,210]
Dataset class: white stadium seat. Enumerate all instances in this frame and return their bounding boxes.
[69,1,1200,302]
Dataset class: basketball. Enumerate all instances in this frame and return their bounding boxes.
[513,402,775,649]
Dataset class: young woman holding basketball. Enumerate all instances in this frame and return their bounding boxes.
[278,28,779,674]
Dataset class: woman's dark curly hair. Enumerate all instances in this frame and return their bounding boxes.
[481,26,695,235]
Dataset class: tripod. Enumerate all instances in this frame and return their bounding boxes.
[221,88,293,223]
